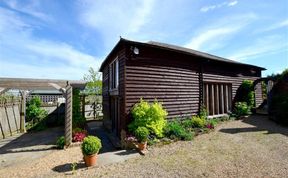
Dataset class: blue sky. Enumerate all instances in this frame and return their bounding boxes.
[0,0,287,80]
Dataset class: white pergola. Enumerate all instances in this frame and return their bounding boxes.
[0,77,86,146]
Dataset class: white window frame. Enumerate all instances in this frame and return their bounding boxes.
[109,57,119,90]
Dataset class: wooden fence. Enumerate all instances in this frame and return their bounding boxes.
[0,97,21,139]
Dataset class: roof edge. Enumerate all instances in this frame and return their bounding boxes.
[99,38,266,71]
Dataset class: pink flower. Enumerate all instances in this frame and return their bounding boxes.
[206,124,214,129]
[72,132,87,142]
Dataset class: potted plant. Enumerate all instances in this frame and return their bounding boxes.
[81,136,102,167]
[135,127,149,151]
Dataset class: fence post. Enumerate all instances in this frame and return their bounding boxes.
[19,91,26,133]
[81,95,85,118]
[64,85,73,146]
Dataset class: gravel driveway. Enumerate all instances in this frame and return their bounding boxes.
[1,115,287,178]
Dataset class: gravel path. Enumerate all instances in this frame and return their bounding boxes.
[1,115,287,178]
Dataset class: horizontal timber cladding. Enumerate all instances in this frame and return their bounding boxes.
[125,57,200,119]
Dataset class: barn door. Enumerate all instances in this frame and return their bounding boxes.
[111,96,120,136]
[203,83,232,116]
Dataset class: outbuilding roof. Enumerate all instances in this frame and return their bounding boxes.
[100,38,266,71]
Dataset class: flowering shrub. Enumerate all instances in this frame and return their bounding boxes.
[206,123,214,129]
[124,135,137,142]
[206,119,219,129]
[73,132,87,142]
[72,128,87,142]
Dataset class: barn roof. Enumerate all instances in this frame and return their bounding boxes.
[100,38,266,71]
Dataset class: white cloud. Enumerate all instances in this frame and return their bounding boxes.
[227,35,288,61]
[3,0,53,22]
[78,0,154,43]
[25,41,97,67]
[185,14,257,50]
[0,60,87,80]
[0,7,100,80]
[227,1,238,6]
[200,1,238,12]
[185,27,239,50]
[259,19,288,33]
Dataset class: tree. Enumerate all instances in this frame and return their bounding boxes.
[83,67,102,95]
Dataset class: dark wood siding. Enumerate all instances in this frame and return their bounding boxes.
[102,64,110,129]
[102,47,126,132]
[102,40,263,136]
[125,47,200,119]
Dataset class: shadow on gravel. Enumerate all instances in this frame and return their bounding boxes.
[52,162,87,173]
[220,115,288,137]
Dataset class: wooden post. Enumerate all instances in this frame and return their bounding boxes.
[211,84,214,116]
[19,90,26,133]
[81,95,86,118]
[64,85,73,146]
[215,85,219,115]
[225,85,229,113]
[205,84,209,115]
[220,84,224,114]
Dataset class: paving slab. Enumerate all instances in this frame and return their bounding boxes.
[0,127,63,168]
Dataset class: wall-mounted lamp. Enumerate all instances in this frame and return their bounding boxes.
[131,46,139,55]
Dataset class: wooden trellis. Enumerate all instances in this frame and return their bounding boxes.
[0,78,86,146]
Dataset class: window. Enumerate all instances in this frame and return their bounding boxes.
[203,82,232,116]
[109,57,119,90]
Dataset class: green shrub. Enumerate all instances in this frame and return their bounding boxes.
[199,106,208,120]
[26,96,48,131]
[128,99,167,138]
[164,121,194,141]
[191,116,206,128]
[181,119,193,129]
[134,127,149,143]
[56,136,65,149]
[81,136,102,155]
[234,102,250,117]
[235,80,255,107]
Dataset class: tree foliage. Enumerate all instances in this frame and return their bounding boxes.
[83,67,102,95]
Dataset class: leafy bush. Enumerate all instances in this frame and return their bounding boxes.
[270,93,288,125]
[234,80,255,109]
[190,116,206,128]
[134,127,149,143]
[26,96,48,131]
[268,69,288,126]
[234,102,250,117]
[128,99,167,138]
[199,106,208,120]
[181,119,193,129]
[56,136,65,149]
[81,136,102,155]
[164,121,194,141]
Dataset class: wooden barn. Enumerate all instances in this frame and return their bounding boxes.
[99,38,265,136]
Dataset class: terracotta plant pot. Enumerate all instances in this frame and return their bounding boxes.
[83,154,97,167]
[138,142,147,151]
